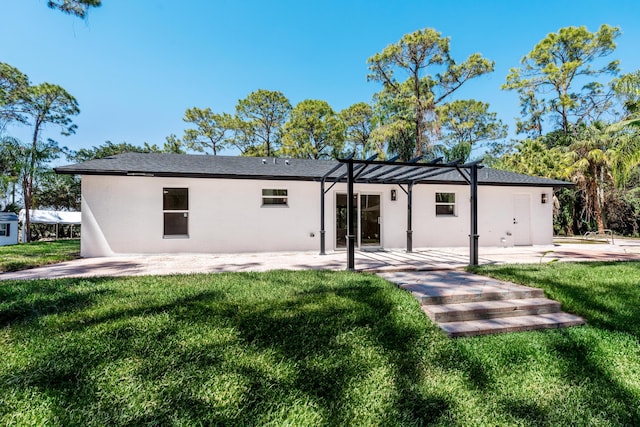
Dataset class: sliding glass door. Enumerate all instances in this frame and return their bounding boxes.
[335,193,381,249]
[360,194,380,247]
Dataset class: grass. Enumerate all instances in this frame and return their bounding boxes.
[0,266,639,425]
[469,261,640,338]
[0,239,80,272]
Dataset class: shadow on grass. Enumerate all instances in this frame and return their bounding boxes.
[464,262,640,423]
[470,261,640,338]
[1,270,639,425]
[0,272,455,425]
[0,278,112,327]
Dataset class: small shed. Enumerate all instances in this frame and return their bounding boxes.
[19,209,81,242]
[0,212,19,246]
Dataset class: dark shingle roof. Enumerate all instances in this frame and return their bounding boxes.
[56,153,335,180]
[55,152,572,187]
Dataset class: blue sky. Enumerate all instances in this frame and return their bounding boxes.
[2,0,640,155]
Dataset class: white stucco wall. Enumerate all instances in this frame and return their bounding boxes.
[324,183,553,250]
[81,175,555,257]
[81,175,325,257]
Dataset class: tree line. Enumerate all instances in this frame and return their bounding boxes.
[495,25,640,236]
[156,28,508,162]
[2,22,640,239]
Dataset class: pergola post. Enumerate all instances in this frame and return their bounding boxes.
[331,156,482,271]
[470,163,479,266]
[407,182,413,253]
[347,159,355,270]
[320,179,326,255]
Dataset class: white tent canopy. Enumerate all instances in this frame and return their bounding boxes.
[19,209,81,242]
[19,209,81,224]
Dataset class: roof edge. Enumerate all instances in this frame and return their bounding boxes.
[55,168,573,187]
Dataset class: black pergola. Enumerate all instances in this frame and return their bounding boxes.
[320,155,483,270]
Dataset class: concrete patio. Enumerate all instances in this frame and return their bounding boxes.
[2,240,640,281]
[3,240,638,337]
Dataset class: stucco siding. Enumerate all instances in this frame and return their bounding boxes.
[82,175,322,256]
[81,175,555,257]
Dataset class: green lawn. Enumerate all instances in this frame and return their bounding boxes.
[0,239,80,272]
[1,266,639,425]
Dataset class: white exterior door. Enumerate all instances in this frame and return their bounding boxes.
[513,194,532,246]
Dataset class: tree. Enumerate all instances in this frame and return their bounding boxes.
[1,138,61,241]
[0,136,21,209]
[495,138,568,180]
[183,107,233,155]
[565,123,615,233]
[607,125,640,190]
[32,171,81,211]
[281,100,345,159]
[0,62,29,132]
[503,25,621,136]
[73,141,162,162]
[435,99,507,162]
[47,0,101,18]
[367,28,494,159]
[340,102,375,159]
[234,90,291,157]
[19,83,79,241]
[612,70,640,117]
[163,134,186,154]
[369,89,416,160]
[22,83,80,146]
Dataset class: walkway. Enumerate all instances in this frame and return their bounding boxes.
[379,270,585,337]
[2,242,640,281]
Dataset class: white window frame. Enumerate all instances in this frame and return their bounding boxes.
[435,192,456,217]
[0,223,8,237]
[262,189,288,207]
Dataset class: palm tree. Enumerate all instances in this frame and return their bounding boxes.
[565,123,613,234]
[607,115,640,189]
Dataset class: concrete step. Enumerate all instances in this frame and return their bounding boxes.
[400,282,545,305]
[422,298,561,323]
[440,312,586,338]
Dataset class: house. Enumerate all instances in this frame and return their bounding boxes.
[0,212,19,246]
[55,153,571,258]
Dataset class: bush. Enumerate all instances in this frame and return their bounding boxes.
[603,189,639,236]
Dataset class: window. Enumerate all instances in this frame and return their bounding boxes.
[0,223,9,237]
[262,189,288,206]
[435,192,456,216]
[163,188,188,237]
